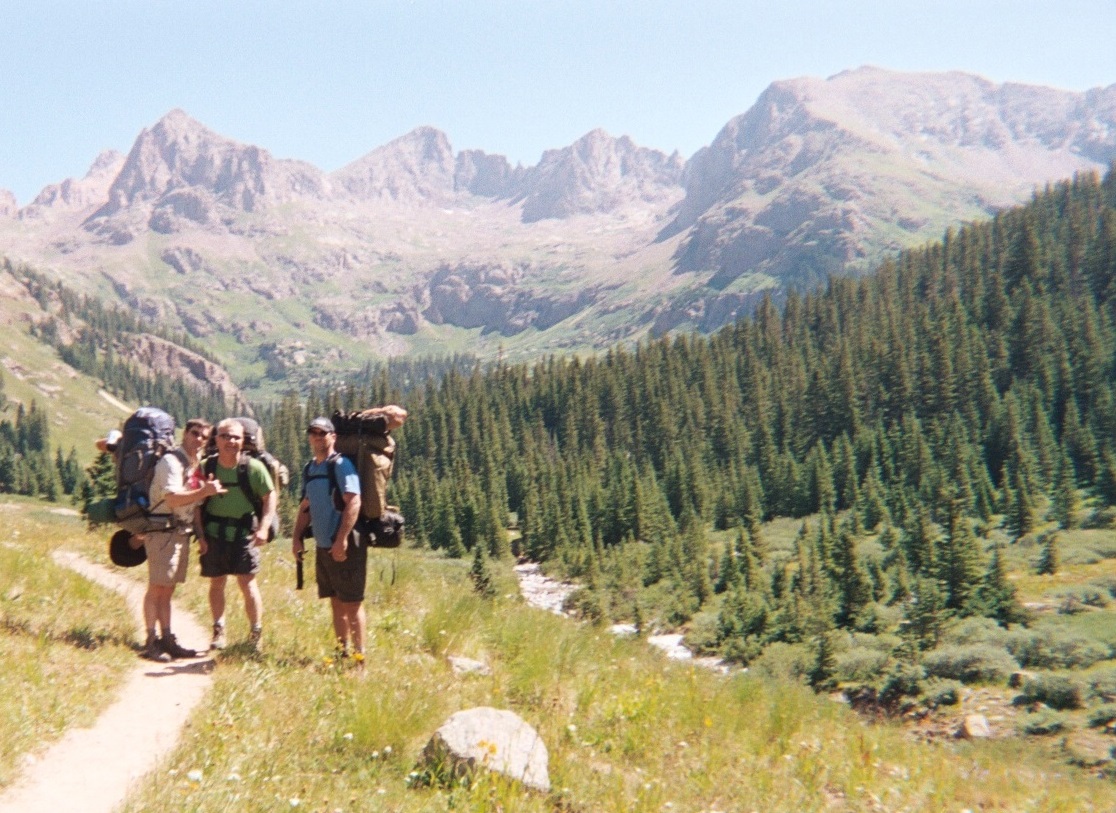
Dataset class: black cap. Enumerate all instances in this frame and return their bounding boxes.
[308,417,335,433]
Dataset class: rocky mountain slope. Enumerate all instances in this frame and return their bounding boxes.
[0,67,1113,397]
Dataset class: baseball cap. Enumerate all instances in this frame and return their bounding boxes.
[308,417,335,433]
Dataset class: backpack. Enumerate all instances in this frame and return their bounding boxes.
[303,452,405,549]
[87,407,179,536]
[201,417,290,541]
[328,408,405,547]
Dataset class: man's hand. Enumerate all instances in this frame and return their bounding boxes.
[203,476,227,497]
[292,536,305,559]
[330,538,347,562]
[197,536,209,556]
[253,527,269,547]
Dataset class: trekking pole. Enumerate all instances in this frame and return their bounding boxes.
[296,549,304,590]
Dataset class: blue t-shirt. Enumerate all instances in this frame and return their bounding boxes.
[303,454,360,549]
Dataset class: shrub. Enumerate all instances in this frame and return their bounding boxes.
[940,616,1011,648]
[1088,668,1116,702]
[1006,626,1112,669]
[1016,674,1086,710]
[1087,703,1116,729]
[750,642,813,683]
[922,644,1019,684]
[1019,709,1071,736]
[878,662,926,707]
[922,678,962,708]
[834,647,891,684]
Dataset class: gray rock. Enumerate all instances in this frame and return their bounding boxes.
[956,714,993,739]
[422,707,549,792]
[447,656,491,676]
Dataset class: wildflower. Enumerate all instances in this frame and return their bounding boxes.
[371,751,380,759]
[289,799,301,807]
[383,745,392,755]
[352,652,365,663]
[187,769,203,783]
[323,656,335,667]
[227,772,242,782]
[343,732,354,741]
[167,769,179,777]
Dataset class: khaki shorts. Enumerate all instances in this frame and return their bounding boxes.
[143,529,191,585]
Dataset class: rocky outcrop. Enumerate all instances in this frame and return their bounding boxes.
[667,68,1116,290]
[88,109,326,221]
[454,149,525,197]
[332,126,457,203]
[520,129,684,222]
[22,151,126,219]
[0,189,16,218]
[120,333,242,405]
[420,707,549,792]
[421,262,602,335]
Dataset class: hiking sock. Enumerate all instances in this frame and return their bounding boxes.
[248,625,263,650]
[211,621,227,650]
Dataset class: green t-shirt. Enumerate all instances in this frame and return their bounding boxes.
[203,457,274,541]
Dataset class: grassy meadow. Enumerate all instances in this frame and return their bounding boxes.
[3,495,1116,810]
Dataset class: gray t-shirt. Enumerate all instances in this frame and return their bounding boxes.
[149,449,196,525]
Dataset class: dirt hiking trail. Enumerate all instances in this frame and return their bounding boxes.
[0,552,214,813]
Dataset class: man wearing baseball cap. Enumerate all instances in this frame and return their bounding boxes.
[291,417,366,660]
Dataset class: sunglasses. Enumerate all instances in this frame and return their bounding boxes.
[218,433,243,441]
[189,430,209,439]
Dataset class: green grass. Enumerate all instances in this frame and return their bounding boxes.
[0,496,137,787]
[5,496,1116,810]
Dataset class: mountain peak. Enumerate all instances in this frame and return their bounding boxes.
[332,126,456,203]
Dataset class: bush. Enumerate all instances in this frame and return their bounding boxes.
[922,678,962,708]
[1051,585,1110,611]
[1019,709,1071,736]
[940,616,1012,648]
[1006,626,1112,669]
[750,642,813,683]
[1087,703,1116,729]
[1089,668,1116,702]
[922,644,1019,684]
[878,662,926,707]
[834,647,891,684]
[1016,674,1086,710]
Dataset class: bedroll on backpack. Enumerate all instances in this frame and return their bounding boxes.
[87,407,178,535]
[332,409,395,524]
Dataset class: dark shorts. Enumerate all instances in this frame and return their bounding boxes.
[200,534,261,578]
[315,539,367,603]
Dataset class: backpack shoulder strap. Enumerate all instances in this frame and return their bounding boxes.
[238,454,263,516]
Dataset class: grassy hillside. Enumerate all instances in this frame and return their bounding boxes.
[0,284,132,464]
[4,496,1115,811]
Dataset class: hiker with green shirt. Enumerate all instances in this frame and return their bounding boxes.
[196,418,276,651]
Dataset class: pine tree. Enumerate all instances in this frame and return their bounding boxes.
[469,544,496,598]
[1036,531,1060,575]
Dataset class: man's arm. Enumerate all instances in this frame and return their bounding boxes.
[165,475,225,509]
[253,489,278,546]
[291,497,311,559]
[330,491,362,562]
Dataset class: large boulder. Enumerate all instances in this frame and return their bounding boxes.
[421,707,549,792]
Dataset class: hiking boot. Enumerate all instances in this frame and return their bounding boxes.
[248,626,262,651]
[210,623,227,650]
[161,633,198,659]
[142,635,172,663]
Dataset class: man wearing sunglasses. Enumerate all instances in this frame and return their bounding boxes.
[291,417,366,661]
[196,418,277,651]
[139,418,223,662]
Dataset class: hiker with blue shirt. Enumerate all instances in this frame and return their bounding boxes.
[291,416,366,659]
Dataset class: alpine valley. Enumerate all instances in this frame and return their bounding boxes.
[2,66,1116,399]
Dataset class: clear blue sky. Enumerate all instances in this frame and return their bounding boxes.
[2,1,1114,204]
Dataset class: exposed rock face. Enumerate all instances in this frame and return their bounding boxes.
[22,151,126,219]
[88,109,326,221]
[422,262,602,335]
[121,333,242,406]
[520,129,684,222]
[332,126,457,203]
[421,707,549,792]
[454,149,525,197]
[668,68,1116,290]
[0,189,16,218]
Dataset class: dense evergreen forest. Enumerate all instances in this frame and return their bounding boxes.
[266,167,1116,665]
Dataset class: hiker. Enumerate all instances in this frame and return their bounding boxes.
[137,418,225,662]
[196,418,277,651]
[290,416,366,659]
